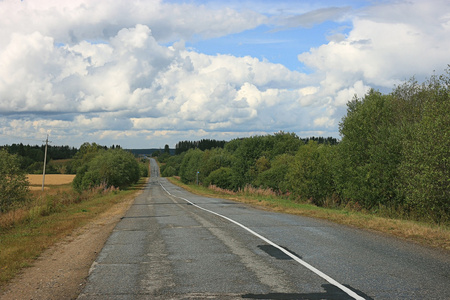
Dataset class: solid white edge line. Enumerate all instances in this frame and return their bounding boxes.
[159,181,365,300]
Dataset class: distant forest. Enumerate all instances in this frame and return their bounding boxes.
[0,143,121,174]
[174,136,338,155]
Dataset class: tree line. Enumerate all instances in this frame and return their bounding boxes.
[0,144,78,173]
[175,139,227,154]
[0,143,125,174]
[0,142,147,212]
[161,68,449,224]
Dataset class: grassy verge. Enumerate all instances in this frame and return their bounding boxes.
[0,178,147,288]
[167,177,450,252]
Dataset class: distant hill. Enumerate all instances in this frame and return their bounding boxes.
[127,148,175,156]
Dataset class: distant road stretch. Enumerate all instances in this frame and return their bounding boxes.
[78,158,450,299]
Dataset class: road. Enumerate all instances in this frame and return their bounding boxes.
[78,158,450,299]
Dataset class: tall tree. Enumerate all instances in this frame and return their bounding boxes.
[0,149,29,212]
[398,70,450,223]
[335,90,403,209]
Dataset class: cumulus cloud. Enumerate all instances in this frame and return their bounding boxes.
[0,0,266,46]
[0,0,448,148]
[298,0,450,89]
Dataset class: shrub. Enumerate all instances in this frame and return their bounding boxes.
[204,167,233,190]
[0,149,29,212]
[73,149,140,192]
[286,141,335,205]
[139,161,149,177]
[161,165,176,177]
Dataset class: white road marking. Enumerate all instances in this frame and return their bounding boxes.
[159,181,365,300]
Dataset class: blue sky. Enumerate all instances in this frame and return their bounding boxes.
[0,0,448,148]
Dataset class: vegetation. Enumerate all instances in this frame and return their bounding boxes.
[161,67,450,225]
[0,141,147,215]
[0,144,78,174]
[0,149,30,213]
[175,139,227,154]
[0,67,448,288]
[169,177,449,251]
[0,140,149,286]
[72,145,144,192]
[0,178,146,287]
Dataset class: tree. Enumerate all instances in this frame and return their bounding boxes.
[229,135,274,190]
[164,144,170,154]
[335,90,403,209]
[204,167,233,190]
[0,149,29,212]
[286,141,335,205]
[73,148,141,192]
[199,148,232,180]
[398,70,450,223]
[179,149,203,183]
[255,153,294,193]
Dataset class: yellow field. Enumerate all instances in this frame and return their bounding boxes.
[27,174,76,186]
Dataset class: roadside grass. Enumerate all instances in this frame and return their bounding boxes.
[0,178,147,289]
[167,178,450,252]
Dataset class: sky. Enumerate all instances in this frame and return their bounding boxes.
[0,0,449,149]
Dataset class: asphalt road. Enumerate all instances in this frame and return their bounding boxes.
[78,158,450,299]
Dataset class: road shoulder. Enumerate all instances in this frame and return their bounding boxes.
[0,197,134,300]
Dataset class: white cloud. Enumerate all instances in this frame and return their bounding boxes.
[0,0,266,46]
[298,0,450,90]
[0,0,448,148]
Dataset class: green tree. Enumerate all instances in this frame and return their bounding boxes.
[335,90,403,209]
[73,148,141,192]
[179,148,203,183]
[398,71,450,223]
[204,167,233,190]
[229,135,275,190]
[199,148,232,179]
[255,153,294,193]
[0,149,29,212]
[160,152,185,177]
[270,131,303,157]
[286,141,334,205]
[164,144,170,154]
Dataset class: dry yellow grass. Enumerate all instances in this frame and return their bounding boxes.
[27,174,76,186]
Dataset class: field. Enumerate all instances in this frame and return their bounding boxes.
[27,174,76,190]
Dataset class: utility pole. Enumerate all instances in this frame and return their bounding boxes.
[42,134,51,191]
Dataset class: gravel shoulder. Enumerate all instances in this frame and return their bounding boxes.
[0,196,135,300]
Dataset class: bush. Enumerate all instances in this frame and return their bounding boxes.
[161,165,176,177]
[179,149,203,183]
[0,149,29,212]
[255,154,294,193]
[286,141,335,205]
[334,90,402,209]
[73,149,141,192]
[139,161,149,177]
[204,167,233,190]
[398,72,450,223]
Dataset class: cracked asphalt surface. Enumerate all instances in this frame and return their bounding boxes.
[78,158,450,299]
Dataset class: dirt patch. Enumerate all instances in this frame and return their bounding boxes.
[0,195,135,300]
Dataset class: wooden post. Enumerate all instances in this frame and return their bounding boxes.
[41,134,50,191]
